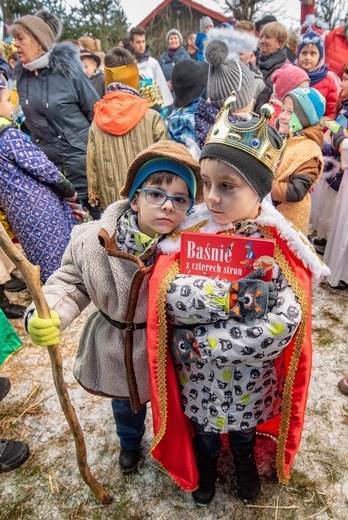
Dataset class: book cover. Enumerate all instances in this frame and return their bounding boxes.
[180,232,275,282]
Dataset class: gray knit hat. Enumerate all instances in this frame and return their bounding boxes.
[200,16,214,33]
[166,28,183,45]
[205,39,256,110]
[12,9,62,51]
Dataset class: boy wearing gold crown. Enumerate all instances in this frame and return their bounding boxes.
[146,96,330,505]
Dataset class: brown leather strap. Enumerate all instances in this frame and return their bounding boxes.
[99,309,146,331]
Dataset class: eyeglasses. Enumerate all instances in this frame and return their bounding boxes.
[137,188,194,212]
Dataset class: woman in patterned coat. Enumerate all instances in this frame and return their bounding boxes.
[0,74,77,281]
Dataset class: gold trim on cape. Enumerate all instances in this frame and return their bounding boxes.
[259,226,309,484]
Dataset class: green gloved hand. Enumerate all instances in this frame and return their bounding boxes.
[28,310,61,346]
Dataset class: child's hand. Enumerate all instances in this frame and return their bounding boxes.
[28,310,61,347]
[171,328,201,363]
[331,126,348,151]
[229,268,278,322]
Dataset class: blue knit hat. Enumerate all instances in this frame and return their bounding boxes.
[297,30,325,62]
[285,87,326,133]
[128,158,197,203]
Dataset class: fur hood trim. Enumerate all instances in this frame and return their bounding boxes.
[14,44,84,79]
[206,26,258,61]
[160,201,330,278]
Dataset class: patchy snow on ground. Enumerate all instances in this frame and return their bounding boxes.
[1,279,348,519]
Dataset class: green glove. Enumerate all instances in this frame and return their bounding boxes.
[28,310,61,347]
[229,268,278,322]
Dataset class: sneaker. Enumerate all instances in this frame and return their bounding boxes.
[234,451,261,502]
[338,377,348,396]
[0,377,11,401]
[0,439,29,473]
[4,276,27,293]
[118,449,140,473]
[192,454,218,506]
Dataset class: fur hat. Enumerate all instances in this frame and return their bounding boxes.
[12,9,62,51]
[120,140,203,203]
[205,39,256,110]
[80,49,101,68]
[200,16,214,33]
[166,29,183,45]
[271,64,309,102]
[200,117,284,200]
[284,87,326,132]
[298,30,325,62]
[206,26,258,61]
[171,59,209,108]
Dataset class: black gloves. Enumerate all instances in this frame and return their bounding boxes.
[229,268,278,322]
[171,328,201,363]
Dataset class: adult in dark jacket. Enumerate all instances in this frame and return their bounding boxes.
[158,29,190,91]
[11,9,100,217]
[255,22,289,113]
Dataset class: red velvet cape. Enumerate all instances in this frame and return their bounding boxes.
[147,225,312,490]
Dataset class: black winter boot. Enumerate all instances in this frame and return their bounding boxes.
[192,454,218,506]
[233,451,261,502]
[0,284,27,319]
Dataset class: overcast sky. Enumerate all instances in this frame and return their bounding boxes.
[120,0,302,29]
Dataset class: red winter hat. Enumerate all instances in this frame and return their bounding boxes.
[271,64,309,102]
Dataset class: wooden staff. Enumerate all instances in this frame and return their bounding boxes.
[0,223,112,504]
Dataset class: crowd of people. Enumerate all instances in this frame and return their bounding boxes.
[0,6,348,508]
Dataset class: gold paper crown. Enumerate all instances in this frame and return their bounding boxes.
[205,93,291,176]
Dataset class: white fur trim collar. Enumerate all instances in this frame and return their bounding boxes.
[159,201,330,278]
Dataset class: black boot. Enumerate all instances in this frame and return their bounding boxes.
[233,451,261,502]
[192,454,218,506]
[4,275,27,293]
[0,285,27,319]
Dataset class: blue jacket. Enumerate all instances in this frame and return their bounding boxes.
[158,46,190,81]
[195,33,207,62]
[14,45,100,199]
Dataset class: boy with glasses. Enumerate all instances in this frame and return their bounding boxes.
[26,140,202,474]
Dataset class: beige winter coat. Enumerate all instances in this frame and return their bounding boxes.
[33,200,152,411]
[87,109,167,209]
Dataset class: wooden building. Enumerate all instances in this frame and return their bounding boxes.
[136,0,230,58]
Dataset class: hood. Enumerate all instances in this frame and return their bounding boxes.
[94,91,150,135]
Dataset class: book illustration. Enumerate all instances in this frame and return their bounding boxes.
[180,232,275,282]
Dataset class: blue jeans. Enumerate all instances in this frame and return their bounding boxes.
[111,399,146,451]
[191,421,256,458]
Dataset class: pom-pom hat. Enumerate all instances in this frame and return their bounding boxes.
[200,94,290,200]
[12,9,62,51]
[284,87,326,133]
[205,39,256,110]
[297,30,325,62]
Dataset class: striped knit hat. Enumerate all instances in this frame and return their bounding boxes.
[285,87,325,133]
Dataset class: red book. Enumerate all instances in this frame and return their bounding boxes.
[180,232,275,282]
